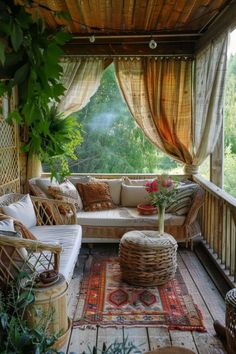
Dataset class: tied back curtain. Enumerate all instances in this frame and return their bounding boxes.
[58,58,106,117]
[115,58,193,165]
[192,32,228,170]
[115,33,228,174]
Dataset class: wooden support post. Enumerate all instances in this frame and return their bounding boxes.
[210,125,224,188]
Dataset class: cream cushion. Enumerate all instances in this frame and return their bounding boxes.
[91,178,123,205]
[48,179,83,210]
[123,177,153,186]
[35,177,59,196]
[29,224,82,283]
[121,183,149,207]
[2,194,37,229]
[76,207,185,227]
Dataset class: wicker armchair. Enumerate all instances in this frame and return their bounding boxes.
[0,231,62,286]
[0,193,79,286]
[0,193,77,226]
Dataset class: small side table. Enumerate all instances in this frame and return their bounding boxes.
[25,274,71,350]
[119,230,177,287]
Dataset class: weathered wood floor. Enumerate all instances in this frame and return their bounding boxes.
[61,245,227,354]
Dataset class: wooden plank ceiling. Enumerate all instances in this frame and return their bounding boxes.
[18,0,232,55]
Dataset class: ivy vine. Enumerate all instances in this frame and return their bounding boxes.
[0,0,82,182]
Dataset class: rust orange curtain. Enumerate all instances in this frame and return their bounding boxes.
[115,32,228,175]
[115,58,193,166]
[145,58,193,164]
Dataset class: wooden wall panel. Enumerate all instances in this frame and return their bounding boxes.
[0,89,20,195]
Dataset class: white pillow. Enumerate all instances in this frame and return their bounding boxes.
[2,194,37,229]
[0,219,15,231]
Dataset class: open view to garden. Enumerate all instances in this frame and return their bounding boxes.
[42,33,236,198]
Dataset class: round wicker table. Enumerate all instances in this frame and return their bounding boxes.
[119,230,178,287]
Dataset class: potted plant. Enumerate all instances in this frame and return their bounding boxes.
[0,273,63,354]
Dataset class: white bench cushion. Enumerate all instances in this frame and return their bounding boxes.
[29,225,82,283]
[76,207,185,227]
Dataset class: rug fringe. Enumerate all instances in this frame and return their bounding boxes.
[73,322,207,332]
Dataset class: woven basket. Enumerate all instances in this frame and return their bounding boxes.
[225,288,236,354]
[119,230,177,286]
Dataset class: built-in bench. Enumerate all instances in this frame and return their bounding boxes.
[29,175,205,245]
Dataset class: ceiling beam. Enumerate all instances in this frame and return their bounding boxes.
[196,0,236,51]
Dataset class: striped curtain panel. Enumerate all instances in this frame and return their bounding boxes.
[115,33,228,174]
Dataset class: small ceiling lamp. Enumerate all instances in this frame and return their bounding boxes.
[89,35,95,43]
[149,39,157,49]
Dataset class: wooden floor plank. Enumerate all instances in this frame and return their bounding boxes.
[68,327,97,353]
[123,328,150,353]
[148,327,171,350]
[169,330,198,353]
[97,327,123,351]
[192,332,227,354]
[60,254,87,353]
[180,249,225,324]
[177,251,216,334]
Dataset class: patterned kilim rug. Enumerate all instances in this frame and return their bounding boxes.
[73,257,206,332]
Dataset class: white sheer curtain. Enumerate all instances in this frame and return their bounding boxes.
[58,57,106,117]
[187,32,229,173]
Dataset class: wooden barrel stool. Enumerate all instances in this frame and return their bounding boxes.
[25,274,71,349]
[119,230,178,287]
[225,288,236,354]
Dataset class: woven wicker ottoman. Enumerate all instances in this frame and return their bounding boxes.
[119,230,178,287]
[225,288,236,354]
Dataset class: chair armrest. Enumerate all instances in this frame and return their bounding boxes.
[31,196,77,225]
[183,186,205,228]
[0,234,62,286]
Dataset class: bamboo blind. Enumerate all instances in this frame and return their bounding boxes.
[0,89,20,195]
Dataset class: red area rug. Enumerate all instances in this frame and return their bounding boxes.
[73,257,206,332]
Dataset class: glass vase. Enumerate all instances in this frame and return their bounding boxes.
[158,204,165,235]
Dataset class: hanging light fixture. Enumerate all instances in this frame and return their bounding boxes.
[149,39,157,49]
[89,35,95,43]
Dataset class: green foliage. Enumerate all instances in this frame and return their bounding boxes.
[66,64,179,174]
[0,273,62,354]
[81,338,142,354]
[25,105,82,183]
[0,0,80,182]
[224,53,236,197]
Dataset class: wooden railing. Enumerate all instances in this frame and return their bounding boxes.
[193,175,236,286]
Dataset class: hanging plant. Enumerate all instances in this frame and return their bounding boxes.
[0,0,81,181]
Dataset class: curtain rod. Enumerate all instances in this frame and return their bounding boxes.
[62,54,194,58]
[72,33,202,40]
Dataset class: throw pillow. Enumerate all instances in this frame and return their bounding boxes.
[35,177,59,197]
[123,177,153,186]
[121,183,149,207]
[29,183,48,198]
[76,182,115,211]
[91,178,122,205]
[0,219,28,267]
[2,194,37,229]
[48,179,83,211]
[166,184,198,215]
[0,218,14,231]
